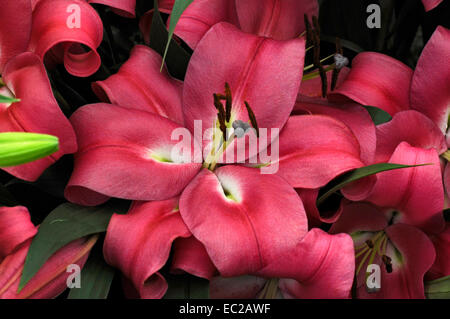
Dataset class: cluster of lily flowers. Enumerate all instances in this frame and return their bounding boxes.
[0,0,449,299]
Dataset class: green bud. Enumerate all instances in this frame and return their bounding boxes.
[0,132,59,167]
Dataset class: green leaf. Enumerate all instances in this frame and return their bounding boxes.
[425,275,450,299]
[164,274,209,299]
[317,163,429,206]
[0,93,20,104]
[0,132,59,167]
[67,249,115,299]
[19,202,125,292]
[161,0,193,70]
[149,0,191,79]
[363,105,392,125]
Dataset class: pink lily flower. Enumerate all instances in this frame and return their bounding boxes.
[0,53,77,181]
[328,26,450,203]
[0,206,95,299]
[330,200,436,299]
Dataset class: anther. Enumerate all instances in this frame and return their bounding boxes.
[244,101,259,138]
[382,255,393,273]
[224,82,232,123]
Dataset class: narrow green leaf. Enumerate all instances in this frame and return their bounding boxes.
[317,163,429,206]
[363,105,392,125]
[19,202,124,291]
[149,0,191,80]
[68,249,115,299]
[425,275,450,299]
[161,0,193,70]
[164,274,209,299]
[0,93,20,104]
[0,132,59,167]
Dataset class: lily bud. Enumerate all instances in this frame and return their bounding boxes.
[0,132,59,167]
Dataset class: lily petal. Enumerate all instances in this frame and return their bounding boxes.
[235,0,318,40]
[103,199,191,299]
[366,141,445,234]
[175,0,238,49]
[329,52,413,116]
[375,110,446,163]
[421,0,443,11]
[0,206,37,259]
[179,166,308,277]
[0,53,77,181]
[410,26,450,134]
[29,0,103,77]
[293,100,376,165]
[0,0,31,73]
[92,45,184,124]
[277,229,355,299]
[427,222,450,280]
[65,103,201,206]
[274,115,365,189]
[171,236,217,280]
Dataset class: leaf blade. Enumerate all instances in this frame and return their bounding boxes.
[18,202,123,291]
[161,0,193,70]
[317,163,428,206]
[67,249,115,299]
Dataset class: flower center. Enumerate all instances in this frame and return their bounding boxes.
[257,278,279,299]
[353,231,394,277]
[203,83,259,171]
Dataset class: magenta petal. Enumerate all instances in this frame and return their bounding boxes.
[329,201,388,235]
[297,67,350,103]
[421,0,443,11]
[0,206,37,259]
[277,229,355,299]
[103,199,191,299]
[175,0,238,49]
[294,100,376,165]
[88,0,136,17]
[29,0,103,77]
[65,103,201,206]
[0,0,31,73]
[235,0,318,40]
[427,223,450,280]
[275,115,365,189]
[357,224,435,299]
[183,22,305,160]
[171,236,217,280]
[375,110,446,163]
[92,45,184,124]
[367,141,445,234]
[410,26,450,134]
[0,53,77,181]
[179,166,308,277]
[329,52,413,116]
